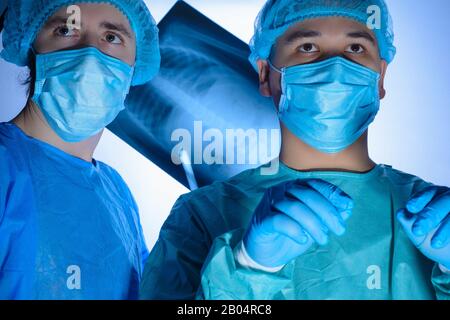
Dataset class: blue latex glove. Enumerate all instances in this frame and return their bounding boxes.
[397,186,450,270]
[243,179,354,268]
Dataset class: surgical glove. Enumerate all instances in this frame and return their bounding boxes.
[397,186,450,270]
[243,179,354,268]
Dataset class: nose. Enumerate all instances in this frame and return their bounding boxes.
[68,31,102,53]
[318,50,345,63]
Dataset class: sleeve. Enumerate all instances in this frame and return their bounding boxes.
[139,195,213,300]
[432,264,450,300]
[196,228,295,300]
[0,144,16,223]
[0,144,36,299]
[131,195,149,269]
[107,166,149,271]
[0,147,8,223]
[125,186,149,268]
[235,241,284,273]
[139,229,149,268]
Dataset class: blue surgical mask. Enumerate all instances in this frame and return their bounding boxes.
[269,56,381,153]
[32,47,134,143]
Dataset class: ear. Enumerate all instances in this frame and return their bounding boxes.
[257,59,272,97]
[378,60,388,100]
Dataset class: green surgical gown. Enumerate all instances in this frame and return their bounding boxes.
[141,162,450,300]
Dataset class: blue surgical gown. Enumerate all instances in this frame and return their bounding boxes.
[140,161,450,300]
[0,122,148,300]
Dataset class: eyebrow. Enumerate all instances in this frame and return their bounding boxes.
[346,31,376,44]
[43,16,71,28]
[284,28,376,45]
[99,21,133,39]
[43,16,133,39]
[285,30,322,43]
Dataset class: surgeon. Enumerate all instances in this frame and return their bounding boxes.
[0,0,160,299]
[140,0,450,300]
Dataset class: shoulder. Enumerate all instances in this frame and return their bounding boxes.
[0,142,14,180]
[95,160,136,205]
[164,164,286,240]
[380,164,432,193]
[95,160,134,192]
[95,160,126,183]
[0,123,24,178]
[0,124,33,217]
[381,165,428,184]
[0,123,22,148]
[0,123,32,166]
[172,164,275,216]
[179,166,264,201]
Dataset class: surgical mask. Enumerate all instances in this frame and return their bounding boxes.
[32,47,134,143]
[269,56,381,153]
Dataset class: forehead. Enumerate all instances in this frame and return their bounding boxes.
[46,3,132,29]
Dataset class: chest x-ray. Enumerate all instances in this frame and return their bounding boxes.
[108,1,280,189]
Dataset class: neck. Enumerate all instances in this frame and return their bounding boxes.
[12,100,102,163]
[279,123,376,173]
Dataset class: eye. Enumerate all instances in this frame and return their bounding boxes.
[346,44,365,54]
[54,25,77,37]
[298,43,319,53]
[104,32,123,45]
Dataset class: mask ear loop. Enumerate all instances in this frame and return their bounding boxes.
[267,59,283,74]
[266,59,290,114]
[30,45,38,58]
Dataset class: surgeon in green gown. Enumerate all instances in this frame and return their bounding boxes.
[140,0,450,300]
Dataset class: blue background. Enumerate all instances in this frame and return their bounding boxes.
[369,0,450,186]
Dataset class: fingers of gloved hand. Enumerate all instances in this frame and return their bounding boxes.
[285,184,346,236]
[273,198,329,246]
[302,179,354,220]
[265,212,309,245]
[430,215,450,249]
[406,186,440,214]
[397,208,426,247]
[265,180,297,205]
[411,191,450,237]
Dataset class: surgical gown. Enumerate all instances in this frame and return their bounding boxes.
[0,122,148,299]
[141,161,450,300]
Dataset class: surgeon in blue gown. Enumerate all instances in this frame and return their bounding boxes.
[0,0,160,299]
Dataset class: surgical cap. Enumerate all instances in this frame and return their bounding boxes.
[249,0,396,70]
[1,0,161,86]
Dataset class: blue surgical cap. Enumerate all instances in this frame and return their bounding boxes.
[249,0,397,70]
[1,0,161,86]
